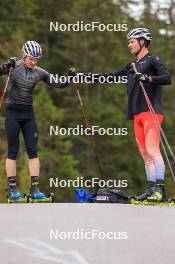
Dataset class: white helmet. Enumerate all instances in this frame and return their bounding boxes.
[127,28,152,41]
[22,41,42,58]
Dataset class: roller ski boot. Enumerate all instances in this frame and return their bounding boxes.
[27,187,54,203]
[7,190,27,203]
[7,176,27,203]
[130,180,174,206]
[147,180,166,202]
[136,181,155,201]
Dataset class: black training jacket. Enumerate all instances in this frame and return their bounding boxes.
[93,53,171,119]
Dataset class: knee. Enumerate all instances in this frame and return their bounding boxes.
[142,151,154,164]
[146,147,162,160]
[8,147,19,160]
[27,147,38,159]
[8,153,18,160]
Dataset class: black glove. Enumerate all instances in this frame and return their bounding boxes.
[68,67,76,76]
[133,72,149,82]
[7,57,18,68]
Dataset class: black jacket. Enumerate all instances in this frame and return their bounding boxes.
[93,53,171,119]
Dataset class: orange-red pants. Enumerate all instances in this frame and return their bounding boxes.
[134,111,164,181]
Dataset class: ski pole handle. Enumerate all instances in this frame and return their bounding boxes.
[131,63,138,74]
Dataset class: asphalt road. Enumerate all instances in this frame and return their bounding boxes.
[0,203,174,264]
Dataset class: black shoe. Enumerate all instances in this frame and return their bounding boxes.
[147,180,166,202]
[136,181,155,201]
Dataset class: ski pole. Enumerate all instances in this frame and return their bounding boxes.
[72,82,104,179]
[75,86,94,147]
[0,67,13,109]
[132,63,175,182]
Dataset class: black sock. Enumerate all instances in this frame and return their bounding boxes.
[31,176,39,191]
[8,176,16,192]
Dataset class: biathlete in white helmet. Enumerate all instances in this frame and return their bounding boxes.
[80,28,171,202]
[0,41,74,201]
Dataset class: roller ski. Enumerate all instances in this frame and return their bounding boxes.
[27,187,54,203]
[7,190,27,203]
[131,180,175,206]
[130,197,175,206]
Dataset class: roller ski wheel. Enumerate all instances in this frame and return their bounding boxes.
[27,193,54,203]
[130,197,175,207]
[7,192,27,204]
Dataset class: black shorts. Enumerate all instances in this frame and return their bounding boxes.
[5,104,38,160]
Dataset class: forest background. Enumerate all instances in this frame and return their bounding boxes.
[0,0,174,202]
